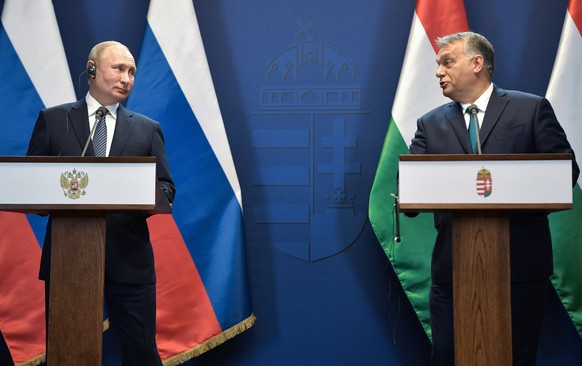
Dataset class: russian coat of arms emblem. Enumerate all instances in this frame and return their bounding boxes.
[60,169,89,199]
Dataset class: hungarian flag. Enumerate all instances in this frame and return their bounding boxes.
[127,0,254,363]
[0,0,75,364]
[546,0,582,338]
[368,0,468,339]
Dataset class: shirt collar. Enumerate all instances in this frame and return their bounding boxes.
[85,92,119,119]
[461,83,494,113]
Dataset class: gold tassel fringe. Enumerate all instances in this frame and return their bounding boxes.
[162,313,256,366]
[14,319,110,365]
[15,353,45,366]
[13,315,254,366]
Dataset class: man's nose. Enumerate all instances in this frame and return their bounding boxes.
[120,71,130,84]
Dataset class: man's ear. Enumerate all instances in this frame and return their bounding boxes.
[87,61,97,79]
[473,54,484,74]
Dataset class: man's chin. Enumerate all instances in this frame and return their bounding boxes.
[113,92,129,101]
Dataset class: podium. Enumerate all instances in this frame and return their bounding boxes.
[0,156,171,365]
[398,153,573,365]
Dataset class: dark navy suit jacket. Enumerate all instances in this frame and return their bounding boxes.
[409,84,580,283]
[27,99,176,284]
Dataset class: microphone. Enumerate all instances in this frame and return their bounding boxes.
[469,104,482,155]
[390,193,401,243]
[81,106,108,157]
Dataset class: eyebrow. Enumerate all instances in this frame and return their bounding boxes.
[436,52,451,64]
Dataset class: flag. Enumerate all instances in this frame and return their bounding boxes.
[126,0,254,363]
[368,0,468,339]
[0,0,75,364]
[546,0,582,338]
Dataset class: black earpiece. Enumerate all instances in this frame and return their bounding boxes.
[88,62,97,78]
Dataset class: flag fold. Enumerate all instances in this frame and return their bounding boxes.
[369,0,469,339]
[127,0,254,363]
[546,0,582,339]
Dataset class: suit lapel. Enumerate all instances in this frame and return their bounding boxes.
[445,102,473,153]
[480,85,509,149]
[68,100,93,155]
[109,105,135,156]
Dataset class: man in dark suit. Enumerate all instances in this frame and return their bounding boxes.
[409,32,579,366]
[27,41,175,365]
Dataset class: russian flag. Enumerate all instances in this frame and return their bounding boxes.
[126,0,254,363]
[0,0,75,364]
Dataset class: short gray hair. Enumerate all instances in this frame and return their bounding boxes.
[437,32,495,79]
[88,40,130,63]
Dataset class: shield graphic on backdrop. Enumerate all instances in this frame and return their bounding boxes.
[254,26,367,262]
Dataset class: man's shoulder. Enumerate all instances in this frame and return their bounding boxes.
[43,100,79,113]
[118,105,158,125]
[421,101,458,120]
[494,85,543,102]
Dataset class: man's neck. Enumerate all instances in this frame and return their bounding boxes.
[464,81,492,104]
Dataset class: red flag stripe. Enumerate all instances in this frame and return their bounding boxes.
[570,0,582,35]
[0,213,45,364]
[147,215,222,360]
[416,0,470,54]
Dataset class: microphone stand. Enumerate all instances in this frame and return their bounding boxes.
[390,193,401,243]
[470,106,482,155]
[81,108,107,157]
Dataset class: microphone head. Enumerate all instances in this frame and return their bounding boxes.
[469,104,479,115]
[95,106,108,120]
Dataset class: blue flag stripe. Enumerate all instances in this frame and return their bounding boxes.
[127,24,251,328]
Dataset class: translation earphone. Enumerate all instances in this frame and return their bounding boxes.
[88,62,97,78]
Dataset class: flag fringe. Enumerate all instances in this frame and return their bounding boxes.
[162,313,256,366]
[12,318,110,366]
[15,354,45,366]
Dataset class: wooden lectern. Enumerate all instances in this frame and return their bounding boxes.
[398,153,573,365]
[0,156,171,365]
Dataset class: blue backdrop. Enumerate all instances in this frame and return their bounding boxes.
[1,0,581,365]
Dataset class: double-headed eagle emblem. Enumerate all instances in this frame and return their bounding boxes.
[60,169,89,199]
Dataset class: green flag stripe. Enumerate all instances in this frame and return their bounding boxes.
[369,117,436,339]
[550,185,582,337]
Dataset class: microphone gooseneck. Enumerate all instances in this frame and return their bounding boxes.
[469,104,482,155]
[390,193,401,243]
[81,106,108,157]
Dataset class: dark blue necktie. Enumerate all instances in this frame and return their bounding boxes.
[93,108,107,157]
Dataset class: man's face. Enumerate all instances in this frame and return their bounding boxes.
[89,45,136,105]
[435,40,477,103]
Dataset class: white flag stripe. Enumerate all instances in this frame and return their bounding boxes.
[546,10,582,186]
[391,13,450,145]
[1,0,75,107]
[147,0,242,206]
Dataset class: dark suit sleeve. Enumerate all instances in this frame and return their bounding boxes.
[26,110,50,156]
[151,123,176,203]
[409,117,429,154]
